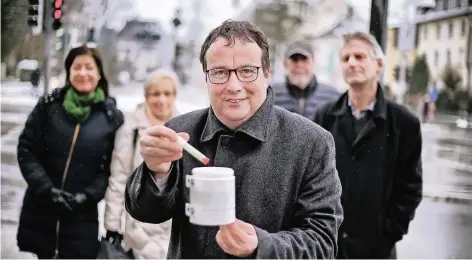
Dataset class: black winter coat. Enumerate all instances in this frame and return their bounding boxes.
[314,85,423,258]
[16,87,124,258]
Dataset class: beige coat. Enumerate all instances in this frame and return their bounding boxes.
[104,103,178,259]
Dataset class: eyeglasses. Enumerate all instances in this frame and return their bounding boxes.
[205,66,261,84]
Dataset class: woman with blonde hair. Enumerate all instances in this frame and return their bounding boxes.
[104,69,180,259]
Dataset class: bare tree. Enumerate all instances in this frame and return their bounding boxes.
[441,65,463,92]
[1,0,47,76]
[1,0,28,61]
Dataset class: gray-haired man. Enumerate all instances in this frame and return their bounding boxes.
[314,31,422,259]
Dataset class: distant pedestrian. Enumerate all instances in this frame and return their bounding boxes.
[422,94,430,123]
[16,45,124,259]
[314,31,423,259]
[272,40,340,119]
[104,69,181,259]
[30,68,40,96]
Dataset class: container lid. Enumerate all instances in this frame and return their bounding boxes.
[192,167,234,177]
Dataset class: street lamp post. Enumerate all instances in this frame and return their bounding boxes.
[172,9,182,75]
[369,0,389,52]
[466,10,472,98]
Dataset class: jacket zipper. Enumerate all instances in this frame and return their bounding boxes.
[54,124,80,259]
[299,97,306,115]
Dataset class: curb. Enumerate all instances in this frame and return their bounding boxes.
[422,185,472,204]
[422,193,472,204]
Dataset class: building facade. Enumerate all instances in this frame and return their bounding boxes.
[386,0,472,97]
[416,0,471,91]
[116,20,173,81]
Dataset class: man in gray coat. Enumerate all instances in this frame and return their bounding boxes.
[125,20,343,259]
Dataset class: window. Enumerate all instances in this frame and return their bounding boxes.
[446,49,451,65]
[424,25,428,38]
[459,48,465,65]
[456,0,462,7]
[435,51,439,66]
[436,23,441,39]
[461,19,467,36]
[393,28,399,47]
[436,0,444,10]
[444,0,450,9]
[449,21,454,37]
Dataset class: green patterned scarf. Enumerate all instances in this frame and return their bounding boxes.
[63,87,106,123]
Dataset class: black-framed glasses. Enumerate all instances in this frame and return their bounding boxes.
[205,66,261,84]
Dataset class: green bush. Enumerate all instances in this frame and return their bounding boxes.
[436,89,472,113]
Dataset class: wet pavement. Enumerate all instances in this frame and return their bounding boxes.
[397,197,472,258]
[1,86,471,258]
[421,123,472,201]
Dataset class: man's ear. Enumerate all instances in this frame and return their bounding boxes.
[377,58,384,73]
[283,59,289,69]
[264,67,270,77]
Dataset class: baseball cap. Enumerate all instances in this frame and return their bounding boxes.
[285,41,314,59]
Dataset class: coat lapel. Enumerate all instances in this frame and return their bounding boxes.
[352,120,376,149]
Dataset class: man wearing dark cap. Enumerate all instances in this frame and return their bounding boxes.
[272,40,340,119]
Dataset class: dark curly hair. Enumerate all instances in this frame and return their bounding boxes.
[64,45,109,96]
[199,19,270,77]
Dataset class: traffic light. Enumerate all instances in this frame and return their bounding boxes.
[52,0,63,30]
[27,0,43,35]
[27,0,39,26]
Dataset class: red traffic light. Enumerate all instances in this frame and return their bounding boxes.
[54,10,62,19]
[54,0,63,9]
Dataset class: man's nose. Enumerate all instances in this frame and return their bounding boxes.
[347,57,358,66]
[226,71,243,92]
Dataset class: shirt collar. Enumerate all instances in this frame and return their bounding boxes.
[200,86,274,143]
[331,83,387,120]
[347,98,376,119]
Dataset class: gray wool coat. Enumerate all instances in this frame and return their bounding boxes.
[125,86,343,259]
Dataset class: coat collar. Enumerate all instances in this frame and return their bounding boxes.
[331,83,387,120]
[200,86,274,143]
[285,74,317,98]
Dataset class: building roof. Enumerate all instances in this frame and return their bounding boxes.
[416,6,472,23]
[118,19,166,39]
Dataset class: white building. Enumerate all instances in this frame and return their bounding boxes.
[116,19,173,81]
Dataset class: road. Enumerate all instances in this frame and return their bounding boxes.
[1,81,471,258]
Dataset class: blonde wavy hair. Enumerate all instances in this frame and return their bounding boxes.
[143,69,180,97]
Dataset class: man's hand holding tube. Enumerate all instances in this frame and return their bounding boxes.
[139,125,189,179]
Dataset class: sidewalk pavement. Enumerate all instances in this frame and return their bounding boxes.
[420,123,472,204]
